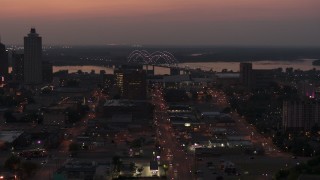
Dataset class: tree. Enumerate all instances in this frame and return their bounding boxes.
[112,156,121,172]
[216,176,224,180]
[69,143,80,156]
[113,94,121,99]
[221,107,231,114]
[2,141,12,150]
[163,164,169,176]
[275,169,290,179]
[4,155,21,170]
[205,94,212,102]
[164,89,188,102]
[65,108,81,124]
[190,90,198,100]
[66,79,80,87]
[64,105,89,124]
[275,156,320,179]
[311,124,319,135]
[129,138,144,148]
[78,104,90,115]
[3,110,17,122]
[0,95,17,106]
[20,161,39,178]
[41,87,52,94]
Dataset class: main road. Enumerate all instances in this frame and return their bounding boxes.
[33,88,103,180]
[152,85,194,180]
[208,87,288,158]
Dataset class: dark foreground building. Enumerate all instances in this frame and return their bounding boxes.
[0,42,8,80]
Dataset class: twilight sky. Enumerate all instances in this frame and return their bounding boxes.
[0,0,320,46]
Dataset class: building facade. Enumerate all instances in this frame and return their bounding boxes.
[239,63,253,87]
[12,53,24,82]
[240,62,276,89]
[114,64,147,100]
[283,99,320,131]
[123,70,147,100]
[170,67,180,76]
[24,28,42,84]
[114,69,124,94]
[0,42,8,80]
[42,61,53,83]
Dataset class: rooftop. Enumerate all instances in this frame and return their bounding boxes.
[0,131,24,143]
[103,99,135,107]
[216,73,240,78]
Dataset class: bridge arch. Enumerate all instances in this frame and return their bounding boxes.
[127,50,178,66]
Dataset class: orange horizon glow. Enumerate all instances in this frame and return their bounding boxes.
[1,0,319,20]
[0,0,319,46]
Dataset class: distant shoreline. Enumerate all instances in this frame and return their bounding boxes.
[312,59,320,66]
[37,46,320,66]
[50,58,315,67]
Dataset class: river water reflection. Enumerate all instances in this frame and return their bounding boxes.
[52,60,318,75]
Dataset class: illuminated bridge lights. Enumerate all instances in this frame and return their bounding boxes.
[127,50,178,65]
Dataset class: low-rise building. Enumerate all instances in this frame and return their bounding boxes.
[53,161,111,180]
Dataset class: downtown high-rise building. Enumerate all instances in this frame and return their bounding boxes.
[42,61,53,83]
[282,99,320,131]
[240,62,276,89]
[239,62,253,87]
[24,28,42,84]
[114,65,146,100]
[0,41,8,80]
[12,53,24,82]
[123,70,147,100]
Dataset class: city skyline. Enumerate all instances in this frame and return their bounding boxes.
[1,2,320,177]
[24,28,43,84]
[0,0,320,46]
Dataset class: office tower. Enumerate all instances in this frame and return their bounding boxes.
[253,69,275,88]
[170,67,180,75]
[114,65,144,95]
[114,69,124,94]
[123,70,147,100]
[239,62,252,87]
[24,28,42,84]
[282,99,320,131]
[42,61,53,83]
[12,53,24,82]
[298,81,315,98]
[114,68,147,100]
[240,62,275,89]
[0,42,8,79]
[145,65,155,76]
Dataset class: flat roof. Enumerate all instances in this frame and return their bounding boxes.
[104,100,135,107]
[163,74,191,82]
[111,114,132,123]
[216,73,240,78]
[201,112,220,116]
[150,161,158,170]
[0,131,24,143]
[298,175,320,180]
[54,87,89,93]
